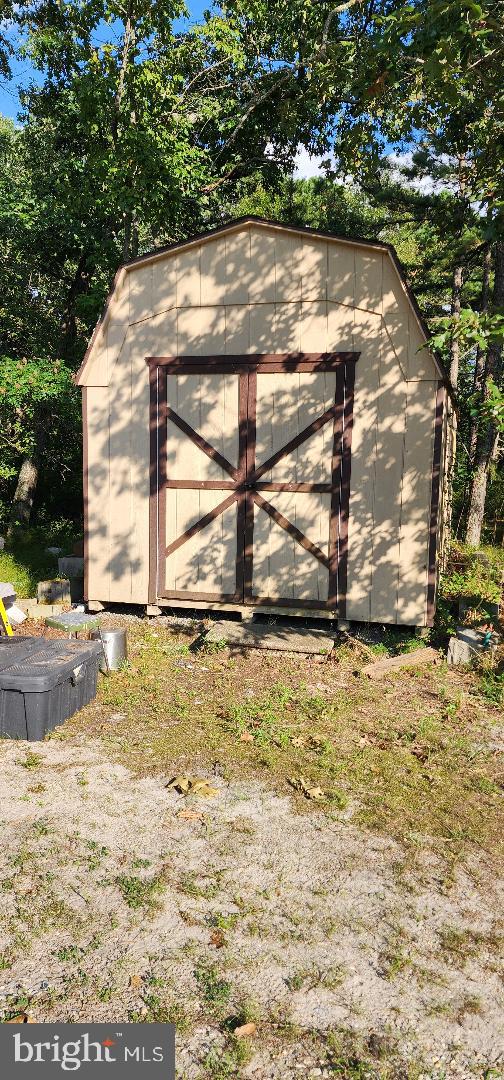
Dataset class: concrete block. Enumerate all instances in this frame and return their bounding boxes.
[57,557,84,578]
[205,620,335,654]
[37,579,72,605]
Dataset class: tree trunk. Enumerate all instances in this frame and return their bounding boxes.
[449,264,463,388]
[60,251,91,364]
[465,238,504,546]
[469,244,491,462]
[7,457,39,537]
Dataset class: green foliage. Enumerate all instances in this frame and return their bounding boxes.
[194,962,232,1015]
[478,670,504,706]
[440,542,504,606]
[115,873,165,912]
[0,526,79,597]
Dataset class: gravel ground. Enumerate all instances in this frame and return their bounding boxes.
[0,735,502,1078]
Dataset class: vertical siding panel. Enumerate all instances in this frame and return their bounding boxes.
[151,257,177,316]
[130,318,167,603]
[299,301,328,352]
[397,381,437,625]
[369,333,408,623]
[176,247,201,307]
[300,239,328,301]
[328,244,355,307]
[345,323,381,622]
[331,307,379,620]
[249,229,276,301]
[85,385,111,603]
[200,239,227,305]
[225,306,250,354]
[224,228,251,303]
[354,249,383,313]
[177,307,226,355]
[327,303,355,350]
[249,303,276,354]
[108,333,135,602]
[129,263,153,323]
[275,234,302,301]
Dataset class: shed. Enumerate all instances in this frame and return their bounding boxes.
[75,216,455,626]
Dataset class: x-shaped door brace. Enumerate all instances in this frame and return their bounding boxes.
[149,355,358,611]
[164,380,341,571]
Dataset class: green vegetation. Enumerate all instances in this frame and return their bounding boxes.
[441,542,504,608]
[115,873,165,913]
[194,962,232,1016]
[0,0,502,544]
[0,525,80,597]
[59,621,504,867]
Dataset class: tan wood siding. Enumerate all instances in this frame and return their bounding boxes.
[85,385,111,602]
[81,221,442,622]
[396,382,437,624]
[252,493,330,601]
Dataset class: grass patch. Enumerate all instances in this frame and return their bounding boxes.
[57,620,504,865]
[194,961,232,1016]
[115,873,165,913]
[203,1036,253,1079]
[0,524,80,598]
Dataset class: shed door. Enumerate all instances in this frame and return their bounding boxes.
[152,358,355,611]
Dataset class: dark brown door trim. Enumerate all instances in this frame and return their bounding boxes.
[148,353,359,610]
[146,352,359,372]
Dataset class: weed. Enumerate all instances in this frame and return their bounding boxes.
[208,913,239,931]
[203,638,228,654]
[115,873,165,912]
[18,752,42,770]
[194,961,232,1015]
[32,820,50,836]
[203,1036,252,1079]
[380,947,411,980]
[56,945,83,963]
[478,670,504,706]
[179,873,220,900]
[456,994,483,1019]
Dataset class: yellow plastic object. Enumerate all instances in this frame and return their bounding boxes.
[0,597,13,636]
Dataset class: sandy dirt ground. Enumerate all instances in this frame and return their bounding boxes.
[0,734,502,1079]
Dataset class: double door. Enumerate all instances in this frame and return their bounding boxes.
[149,355,356,611]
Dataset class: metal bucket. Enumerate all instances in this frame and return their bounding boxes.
[91,628,127,673]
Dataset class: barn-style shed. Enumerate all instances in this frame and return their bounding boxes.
[76,216,454,626]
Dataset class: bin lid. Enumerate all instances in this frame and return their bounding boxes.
[0,636,103,692]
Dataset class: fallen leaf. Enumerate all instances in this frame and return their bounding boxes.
[6,1014,36,1023]
[288,776,326,801]
[167,776,218,797]
[166,775,192,794]
[210,929,226,948]
[129,974,143,989]
[291,734,327,751]
[305,785,325,800]
[234,1022,256,1037]
[189,779,219,798]
[240,731,254,743]
[176,809,205,822]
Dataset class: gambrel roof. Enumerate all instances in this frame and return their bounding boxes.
[75,215,445,387]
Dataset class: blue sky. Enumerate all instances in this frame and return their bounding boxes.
[0,1,209,120]
[0,1,329,177]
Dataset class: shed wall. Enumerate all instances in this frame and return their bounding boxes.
[82,223,441,624]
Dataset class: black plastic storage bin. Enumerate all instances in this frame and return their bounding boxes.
[0,637,103,741]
